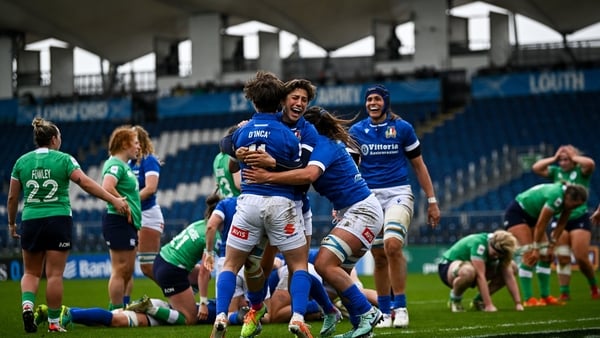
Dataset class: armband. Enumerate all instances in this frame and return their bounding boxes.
[427,197,438,204]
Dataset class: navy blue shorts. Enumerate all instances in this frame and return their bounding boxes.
[102,213,138,250]
[563,212,592,232]
[438,262,452,288]
[21,215,72,252]
[504,200,537,230]
[153,254,191,297]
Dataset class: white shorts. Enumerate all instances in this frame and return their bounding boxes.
[275,262,320,292]
[371,185,414,242]
[295,200,312,236]
[371,185,414,217]
[141,205,165,233]
[227,194,306,253]
[334,194,384,248]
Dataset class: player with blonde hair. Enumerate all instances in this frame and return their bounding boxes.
[438,230,522,312]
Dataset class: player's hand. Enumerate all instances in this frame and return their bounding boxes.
[9,223,20,239]
[235,147,249,162]
[427,203,440,228]
[242,167,270,184]
[515,303,524,311]
[243,150,276,169]
[483,304,497,312]
[203,251,215,271]
[197,303,209,320]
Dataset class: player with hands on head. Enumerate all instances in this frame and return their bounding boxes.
[504,182,588,307]
[531,144,599,300]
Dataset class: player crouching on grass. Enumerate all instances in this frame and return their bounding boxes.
[438,230,524,312]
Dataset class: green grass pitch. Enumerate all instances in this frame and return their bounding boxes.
[3,272,600,337]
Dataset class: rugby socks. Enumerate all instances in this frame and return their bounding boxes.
[123,295,131,307]
[377,294,392,315]
[48,308,61,325]
[306,299,321,315]
[108,302,124,310]
[215,271,237,314]
[70,307,113,326]
[147,306,186,325]
[309,274,336,313]
[518,263,534,300]
[247,289,264,311]
[392,293,407,309]
[341,284,371,319]
[21,291,35,311]
[536,261,552,297]
[289,270,311,315]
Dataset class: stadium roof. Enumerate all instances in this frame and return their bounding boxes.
[1,0,599,64]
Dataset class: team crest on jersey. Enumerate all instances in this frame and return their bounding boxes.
[385,126,396,138]
[294,130,302,140]
[553,197,563,208]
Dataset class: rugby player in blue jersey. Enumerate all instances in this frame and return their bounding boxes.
[211,71,313,338]
[244,106,384,338]
[349,84,440,328]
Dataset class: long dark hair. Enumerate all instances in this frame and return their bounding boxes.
[303,106,359,153]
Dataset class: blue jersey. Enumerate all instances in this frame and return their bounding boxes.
[349,117,419,189]
[309,135,371,210]
[212,196,237,257]
[277,112,319,161]
[129,154,160,211]
[278,112,319,202]
[232,113,302,199]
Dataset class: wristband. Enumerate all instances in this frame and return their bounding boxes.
[532,242,540,250]
[427,197,437,204]
[204,249,215,257]
[200,296,208,305]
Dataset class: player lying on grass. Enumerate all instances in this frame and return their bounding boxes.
[438,230,523,312]
[32,298,226,328]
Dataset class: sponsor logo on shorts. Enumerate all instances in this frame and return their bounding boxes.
[231,225,249,239]
[362,228,375,243]
[284,223,295,235]
[163,287,175,294]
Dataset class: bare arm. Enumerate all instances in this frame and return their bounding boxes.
[139,173,158,201]
[564,145,595,176]
[590,204,600,225]
[196,263,212,320]
[203,213,224,272]
[502,262,524,311]
[233,170,241,191]
[471,259,496,311]
[410,156,440,226]
[531,151,559,177]
[242,165,322,185]
[7,178,21,238]
[533,206,554,244]
[71,169,129,215]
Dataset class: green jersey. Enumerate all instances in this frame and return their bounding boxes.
[102,156,142,229]
[442,233,494,263]
[515,183,566,219]
[548,164,590,219]
[159,219,208,271]
[11,148,79,221]
[213,152,240,198]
